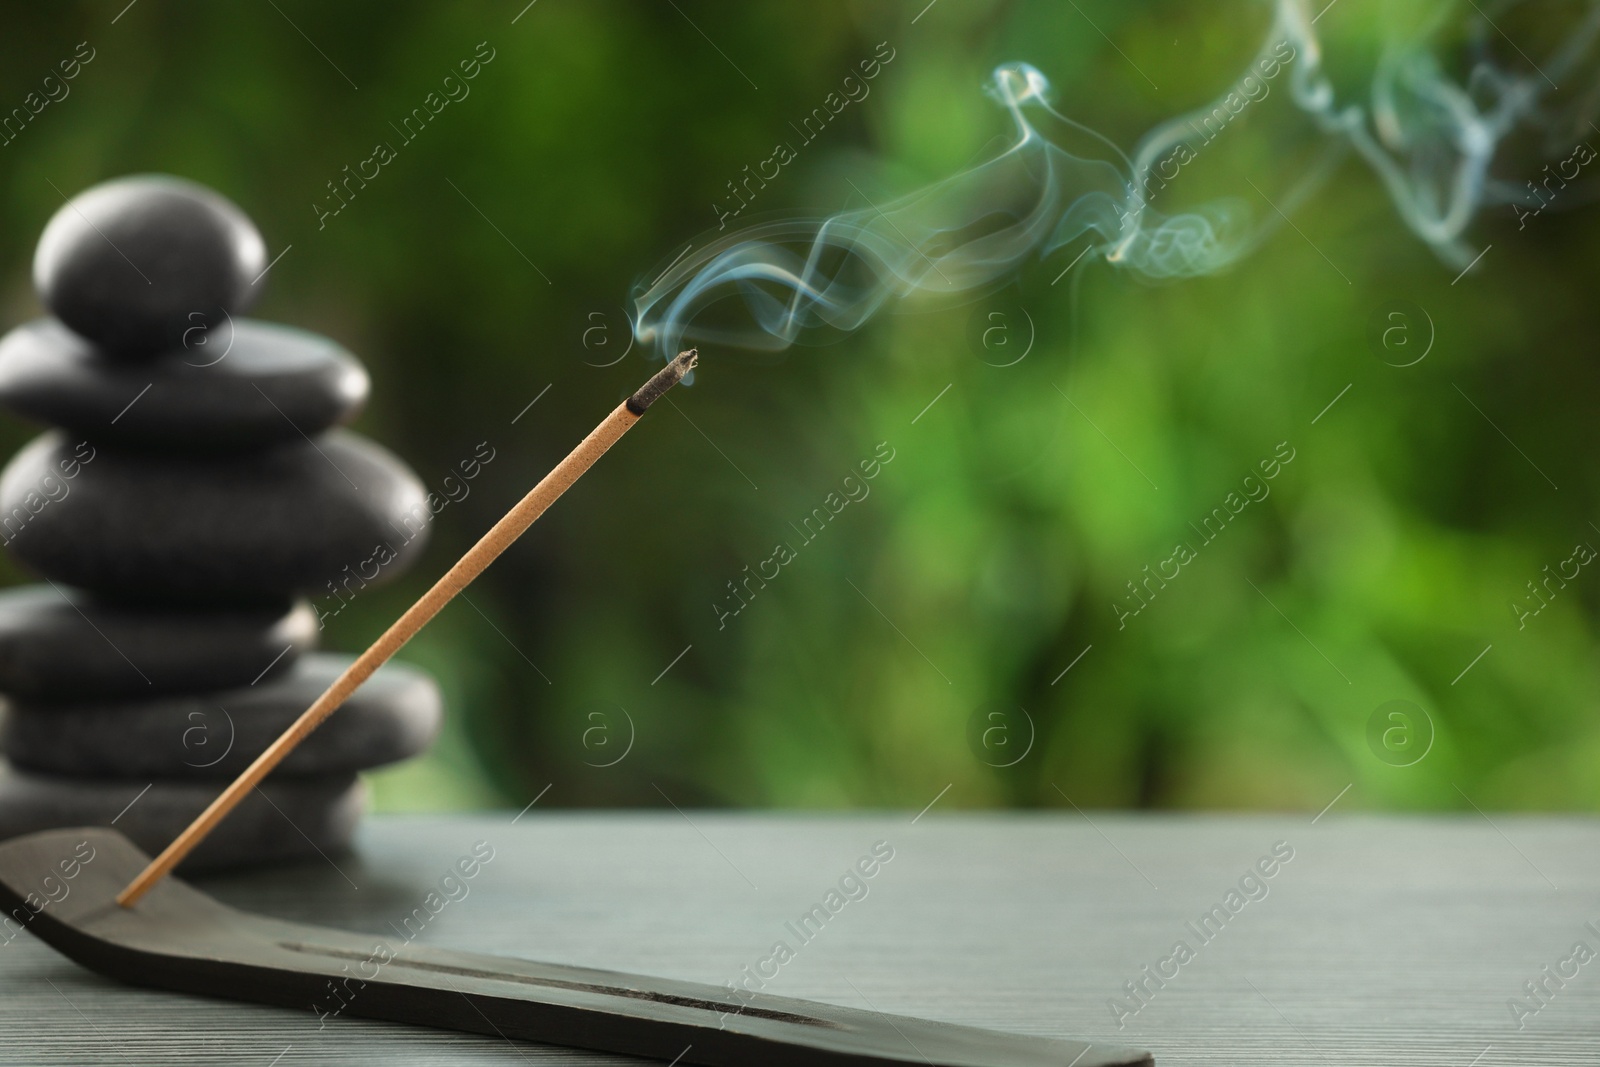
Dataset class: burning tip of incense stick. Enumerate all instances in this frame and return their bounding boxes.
[627,349,698,415]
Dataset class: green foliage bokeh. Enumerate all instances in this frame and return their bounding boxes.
[0,0,1594,814]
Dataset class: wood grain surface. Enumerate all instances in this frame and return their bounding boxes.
[2,811,1596,1064]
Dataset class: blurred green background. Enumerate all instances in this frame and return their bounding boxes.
[0,0,1593,814]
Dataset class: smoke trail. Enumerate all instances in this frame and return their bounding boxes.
[632,63,1249,359]
[1266,0,1600,268]
[633,0,1600,357]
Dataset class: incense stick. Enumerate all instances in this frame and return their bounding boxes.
[116,350,699,907]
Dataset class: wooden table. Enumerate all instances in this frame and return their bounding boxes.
[0,811,1594,1064]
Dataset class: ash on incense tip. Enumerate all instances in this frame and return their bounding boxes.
[626,349,698,415]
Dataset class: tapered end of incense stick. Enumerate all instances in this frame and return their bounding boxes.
[626,349,697,415]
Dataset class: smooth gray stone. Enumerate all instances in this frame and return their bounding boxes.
[0,430,431,603]
[1,654,440,779]
[0,766,360,872]
[0,318,368,450]
[0,586,314,703]
[33,175,265,356]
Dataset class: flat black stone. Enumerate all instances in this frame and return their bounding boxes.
[0,828,1149,1066]
[33,175,266,356]
[2,654,440,779]
[0,773,360,872]
[0,318,368,450]
[0,430,431,603]
[0,586,314,703]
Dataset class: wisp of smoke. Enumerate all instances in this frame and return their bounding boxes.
[1263,0,1600,268]
[633,0,1600,358]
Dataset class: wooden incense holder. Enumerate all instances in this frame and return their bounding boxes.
[2,828,1152,1066]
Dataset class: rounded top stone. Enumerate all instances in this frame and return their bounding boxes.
[33,174,267,356]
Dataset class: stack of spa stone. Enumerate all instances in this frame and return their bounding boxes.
[0,175,441,870]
